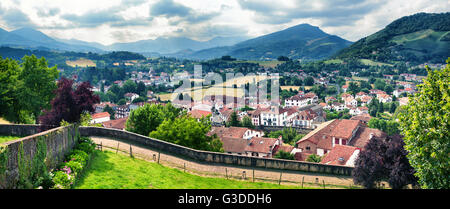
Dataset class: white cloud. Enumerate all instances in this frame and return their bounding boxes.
[0,0,448,45]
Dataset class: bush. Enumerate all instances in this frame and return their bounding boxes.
[52,170,74,189]
[64,160,83,176]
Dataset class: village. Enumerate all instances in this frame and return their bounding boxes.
[88,62,423,168]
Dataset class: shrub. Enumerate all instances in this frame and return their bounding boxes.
[76,142,95,154]
[64,160,83,176]
[52,170,74,189]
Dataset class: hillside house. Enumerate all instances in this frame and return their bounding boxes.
[91,112,110,124]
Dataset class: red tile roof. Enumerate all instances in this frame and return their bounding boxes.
[329,119,360,139]
[102,117,128,130]
[188,109,212,119]
[221,137,249,154]
[208,127,255,139]
[92,112,110,119]
[348,127,387,150]
[245,137,279,154]
[320,145,360,165]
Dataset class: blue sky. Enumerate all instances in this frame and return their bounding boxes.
[0,0,448,45]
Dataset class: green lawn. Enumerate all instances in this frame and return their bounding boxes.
[75,150,312,189]
[0,136,21,144]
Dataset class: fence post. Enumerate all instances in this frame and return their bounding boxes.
[130,145,133,158]
[302,176,304,188]
[116,142,119,154]
[278,172,282,185]
[100,141,103,151]
[157,152,160,164]
[252,169,255,182]
[225,168,228,179]
[184,163,186,173]
[323,180,325,189]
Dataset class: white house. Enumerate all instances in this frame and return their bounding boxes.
[91,112,110,124]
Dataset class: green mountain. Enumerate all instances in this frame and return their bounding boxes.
[177,24,352,60]
[334,12,450,64]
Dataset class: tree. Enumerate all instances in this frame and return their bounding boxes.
[39,77,100,126]
[103,105,115,120]
[368,118,400,136]
[125,103,182,136]
[352,136,418,189]
[18,55,59,123]
[241,116,254,129]
[348,82,360,94]
[226,111,241,127]
[268,127,297,145]
[277,56,290,61]
[273,150,295,160]
[398,60,450,189]
[306,154,321,163]
[149,115,224,152]
[304,76,314,86]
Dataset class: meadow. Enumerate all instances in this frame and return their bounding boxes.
[75,150,312,189]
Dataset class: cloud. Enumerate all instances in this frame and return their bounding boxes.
[150,0,219,24]
[36,7,60,17]
[237,0,387,26]
[0,8,35,28]
[61,10,124,28]
[150,0,191,17]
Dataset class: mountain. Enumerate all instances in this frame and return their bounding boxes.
[105,36,248,54]
[0,27,103,53]
[176,24,353,60]
[334,12,450,64]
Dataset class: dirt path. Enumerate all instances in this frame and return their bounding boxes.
[91,136,357,189]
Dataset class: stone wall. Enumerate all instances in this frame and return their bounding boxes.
[79,126,353,176]
[0,125,78,189]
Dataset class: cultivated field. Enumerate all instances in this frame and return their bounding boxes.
[159,75,276,102]
[66,58,96,67]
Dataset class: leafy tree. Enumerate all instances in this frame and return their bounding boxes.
[103,105,115,120]
[0,57,22,122]
[241,116,255,129]
[226,111,241,127]
[39,77,100,126]
[149,115,224,152]
[353,136,417,189]
[306,154,322,163]
[18,55,59,123]
[273,150,295,160]
[277,56,290,61]
[125,103,182,136]
[368,118,400,135]
[304,76,314,86]
[268,127,298,145]
[398,60,450,189]
[348,82,360,94]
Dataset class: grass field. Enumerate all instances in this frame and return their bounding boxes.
[359,59,393,67]
[158,75,275,102]
[66,58,96,67]
[75,150,312,189]
[0,136,21,144]
[280,86,301,91]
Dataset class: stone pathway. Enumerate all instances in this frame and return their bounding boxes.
[91,136,357,189]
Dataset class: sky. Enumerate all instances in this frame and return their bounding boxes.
[0,0,448,45]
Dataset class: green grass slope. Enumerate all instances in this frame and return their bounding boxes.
[75,150,313,189]
[334,12,450,64]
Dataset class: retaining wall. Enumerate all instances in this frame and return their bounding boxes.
[79,126,353,176]
[0,125,78,189]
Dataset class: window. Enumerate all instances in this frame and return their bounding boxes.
[335,138,339,144]
[342,140,347,145]
[306,146,310,151]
